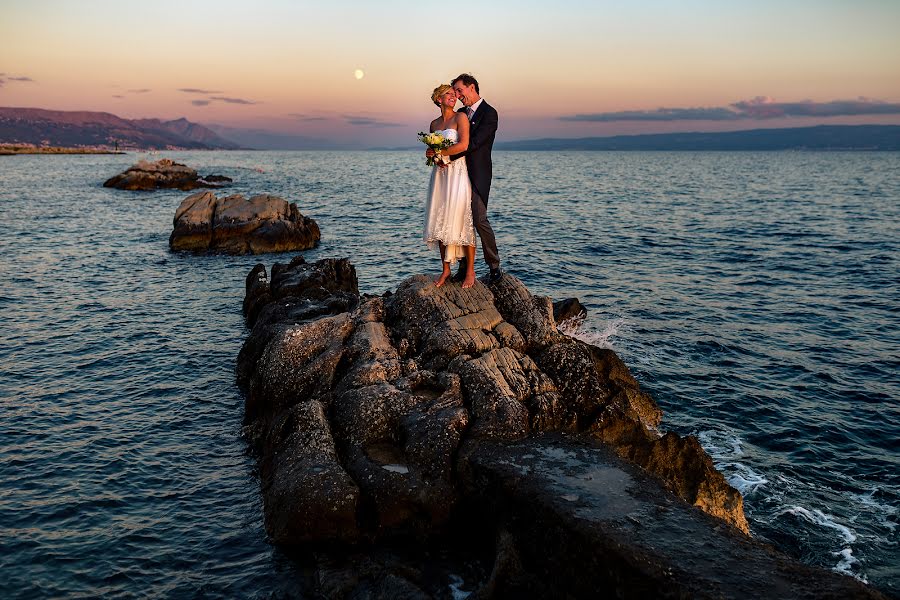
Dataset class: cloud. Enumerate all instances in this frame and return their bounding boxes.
[731,96,900,118]
[109,88,149,99]
[343,115,404,127]
[184,94,259,107]
[288,113,329,122]
[210,96,258,105]
[0,73,34,87]
[561,97,900,122]
[561,107,739,122]
[178,87,223,94]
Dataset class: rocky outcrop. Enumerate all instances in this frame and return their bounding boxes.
[239,258,740,535]
[236,258,885,598]
[169,192,320,254]
[103,158,232,190]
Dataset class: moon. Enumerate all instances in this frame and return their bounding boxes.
[354,69,365,80]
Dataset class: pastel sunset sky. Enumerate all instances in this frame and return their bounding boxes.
[2,0,899,148]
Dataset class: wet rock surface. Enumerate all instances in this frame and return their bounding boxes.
[103,158,231,191]
[237,257,885,599]
[169,191,320,254]
[462,435,884,600]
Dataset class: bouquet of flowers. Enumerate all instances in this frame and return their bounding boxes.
[417,131,453,167]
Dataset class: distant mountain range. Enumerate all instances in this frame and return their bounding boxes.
[0,107,242,150]
[495,125,900,151]
[3,108,898,152]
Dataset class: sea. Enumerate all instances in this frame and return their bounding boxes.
[1,150,897,598]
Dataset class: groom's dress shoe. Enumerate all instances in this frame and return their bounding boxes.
[451,268,468,283]
[486,267,503,284]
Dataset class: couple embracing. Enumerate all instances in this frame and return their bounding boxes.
[422,73,502,289]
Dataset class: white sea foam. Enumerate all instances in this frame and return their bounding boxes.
[555,314,585,337]
[723,463,768,496]
[697,429,767,496]
[833,548,868,583]
[560,317,627,350]
[780,506,870,581]
[781,506,858,544]
[697,429,744,458]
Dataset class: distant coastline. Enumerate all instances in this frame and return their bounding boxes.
[3,107,899,152]
[493,125,900,151]
[0,145,126,156]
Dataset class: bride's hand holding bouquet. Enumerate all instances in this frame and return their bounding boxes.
[418,131,453,167]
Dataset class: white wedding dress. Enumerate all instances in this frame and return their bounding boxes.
[423,129,475,266]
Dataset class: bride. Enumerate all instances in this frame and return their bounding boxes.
[422,84,476,289]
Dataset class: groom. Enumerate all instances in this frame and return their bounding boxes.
[449,73,502,284]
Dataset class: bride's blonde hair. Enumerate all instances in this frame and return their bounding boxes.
[431,84,453,107]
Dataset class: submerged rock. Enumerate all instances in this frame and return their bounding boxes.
[169,192,320,254]
[103,158,231,191]
[236,258,884,598]
[200,174,232,183]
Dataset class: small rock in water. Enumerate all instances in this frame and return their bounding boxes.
[200,174,233,183]
[552,297,587,325]
[103,158,230,191]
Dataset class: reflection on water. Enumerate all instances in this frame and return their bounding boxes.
[0,150,897,597]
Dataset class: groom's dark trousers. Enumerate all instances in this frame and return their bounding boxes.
[452,100,500,270]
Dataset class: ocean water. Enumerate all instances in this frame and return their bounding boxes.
[0,150,897,597]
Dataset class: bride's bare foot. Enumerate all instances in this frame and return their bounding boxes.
[462,272,476,289]
[435,269,451,288]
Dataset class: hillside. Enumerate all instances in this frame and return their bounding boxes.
[0,107,242,150]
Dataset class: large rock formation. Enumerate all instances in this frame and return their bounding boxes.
[237,257,885,599]
[103,158,232,190]
[169,192,320,254]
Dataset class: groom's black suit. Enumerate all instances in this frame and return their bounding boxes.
[451,100,500,270]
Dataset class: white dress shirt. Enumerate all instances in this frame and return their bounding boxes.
[467,98,484,119]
